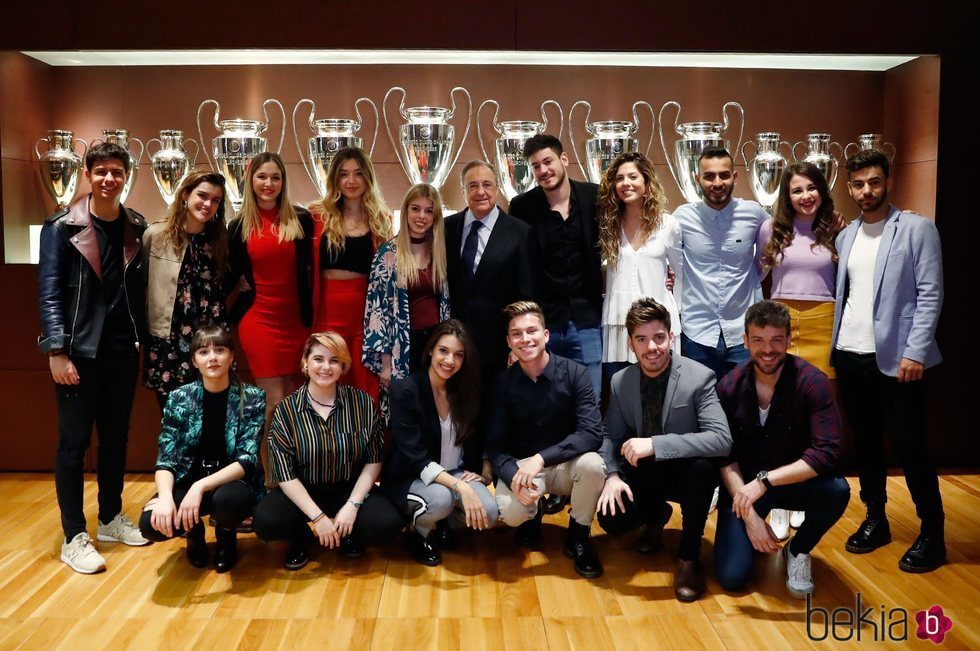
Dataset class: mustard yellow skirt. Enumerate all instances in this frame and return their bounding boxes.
[775,299,836,379]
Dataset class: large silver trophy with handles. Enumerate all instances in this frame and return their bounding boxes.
[146,130,199,206]
[292,97,379,199]
[659,101,745,203]
[91,129,144,204]
[35,130,87,209]
[476,99,563,199]
[741,132,791,212]
[792,133,843,191]
[569,100,656,183]
[383,86,472,191]
[197,98,285,211]
[844,133,896,163]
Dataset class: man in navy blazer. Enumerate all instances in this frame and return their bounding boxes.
[597,297,731,601]
[831,149,945,572]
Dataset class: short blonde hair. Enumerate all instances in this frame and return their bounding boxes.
[302,331,352,375]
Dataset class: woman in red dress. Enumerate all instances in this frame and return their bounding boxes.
[310,147,392,404]
[228,152,314,477]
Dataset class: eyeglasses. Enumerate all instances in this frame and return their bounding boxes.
[466,181,496,193]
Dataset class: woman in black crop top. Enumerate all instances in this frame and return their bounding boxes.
[309,147,393,404]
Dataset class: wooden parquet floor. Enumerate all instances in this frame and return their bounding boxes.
[0,473,977,650]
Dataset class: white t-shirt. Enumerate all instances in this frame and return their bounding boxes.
[837,220,887,354]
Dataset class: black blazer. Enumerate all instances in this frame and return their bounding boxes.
[445,207,537,374]
[226,207,315,327]
[508,179,603,320]
[380,371,482,512]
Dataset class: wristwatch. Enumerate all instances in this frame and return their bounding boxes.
[756,470,772,490]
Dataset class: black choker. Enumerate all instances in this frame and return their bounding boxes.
[306,388,335,408]
[409,235,428,244]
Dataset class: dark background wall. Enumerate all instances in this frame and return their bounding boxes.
[0,1,971,470]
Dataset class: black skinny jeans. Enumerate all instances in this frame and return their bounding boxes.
[138,479,253,541]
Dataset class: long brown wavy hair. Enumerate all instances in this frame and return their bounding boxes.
[233,152,305,243]
[597,152,668,268]
[162,171,229,280]
[309,147,392,257]
[761,162,838,269]
[421,319,481,446]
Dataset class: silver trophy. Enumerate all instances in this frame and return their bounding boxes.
[741,132,791,212]
[35,130,87,209]
[292,97,379,199]
[476,99,563,200]
[90,129,145,204]
[659,101,745,203]
[792,133,843,191]
[569,100,656,183]
[197,98,286,211]
[146,130,200,206]
[382,86,473,191]
[844,133,896,163]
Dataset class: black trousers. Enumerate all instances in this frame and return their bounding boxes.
[138,479,253,541]
[597,457,718,561]
[253,480,402,545]
[54,350,139,540]
[834,350,945,535]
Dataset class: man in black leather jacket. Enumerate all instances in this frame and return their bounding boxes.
[37,142,151,573]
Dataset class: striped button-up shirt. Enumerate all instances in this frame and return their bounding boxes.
[268,384,385,485]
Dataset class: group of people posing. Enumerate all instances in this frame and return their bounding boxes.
[37,132,945,604]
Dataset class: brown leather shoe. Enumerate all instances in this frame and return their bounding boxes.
[674,559,705,602]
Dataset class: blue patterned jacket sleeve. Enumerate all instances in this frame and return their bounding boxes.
[362,239,398,375]
[155,384,200,478]
[229,383,265,479]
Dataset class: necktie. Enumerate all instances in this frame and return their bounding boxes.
[461,220,483,280]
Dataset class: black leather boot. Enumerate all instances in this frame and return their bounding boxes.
[844,505,891,554]
[214,527,238,573]
[515,509,543,548]
[404,530,441,566]
[899,534,946,573]
[185,522,209,569]
[564,520,603,579]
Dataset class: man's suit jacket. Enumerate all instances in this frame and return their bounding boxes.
[508,179,603,320]
[445,207,537,375]
[831,205,943,376]
[600,357,732,476]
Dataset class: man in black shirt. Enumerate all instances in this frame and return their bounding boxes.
[38,142,150,573]
[486,301,606,578]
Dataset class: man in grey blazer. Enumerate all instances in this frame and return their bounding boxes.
[832,149,945,573]
[597,298,731,601]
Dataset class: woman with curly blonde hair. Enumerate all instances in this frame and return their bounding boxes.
[597,152,682,378]
[310,147,393,404]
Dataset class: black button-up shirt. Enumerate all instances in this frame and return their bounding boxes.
[539,199,600,328]
[640,361,672,439]
[486,353,603,485]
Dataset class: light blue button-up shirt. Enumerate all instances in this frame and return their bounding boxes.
[460,205,500,271]
[673,197,767,348]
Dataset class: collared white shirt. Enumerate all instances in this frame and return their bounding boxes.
[460,205,500,271]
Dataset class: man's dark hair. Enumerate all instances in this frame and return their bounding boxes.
[845,149,890,178]
[522,134,564,160]
[625,297,672,336]
[698,146,733,165]
[744,300,791,336]
[85,141,131,174]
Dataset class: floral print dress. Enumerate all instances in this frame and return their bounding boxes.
[144,233,228,396]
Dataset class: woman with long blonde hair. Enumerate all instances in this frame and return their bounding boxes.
[597,151,682,378]
[363,183,450,420]
[310,147,393,404]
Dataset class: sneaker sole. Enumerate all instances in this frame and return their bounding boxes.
[786,583,813,599]
[97,533,150,546]
[61,553,105,574]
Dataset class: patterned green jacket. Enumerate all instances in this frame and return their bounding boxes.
[155,380,266,498]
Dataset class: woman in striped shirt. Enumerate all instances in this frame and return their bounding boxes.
[252,332,401,570]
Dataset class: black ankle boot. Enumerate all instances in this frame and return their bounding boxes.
[433,520,457,550]
[845,505,891,554]
[564,520,603,579]
[404,530,441,566]
[284,526,313,571]
[515,509,543,548]
[899,534,946,573]
[214,527,238,573]
[185,523,209,568]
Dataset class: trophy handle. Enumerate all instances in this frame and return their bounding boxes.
[632,100,656,158]
[791,141,804,162]
[34,137,49,161]
[448,86,473,173]
[658,101,682,190]
[476,99,500,164]
[722,101,745,160]
[843,142,858,161]
[354,97,380,157]
[540,99,564,141]
[184,138,200,167]
[382,87,411,179]
[881,141,897,162]
[292,98,317,187]
[779,140,792,161]
[145,137,161,159]
[830,141,844,161]
[740,140,756,172]
[263,99,286,154]
[568,100,592,179]
[129,137,145,167]
[74,138,89,160]
[827,157,839,191]
[197,99,220,171]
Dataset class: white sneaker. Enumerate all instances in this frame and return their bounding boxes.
[708,486,719,513]
[61,532,106,574]
[97,513,150,546]
[769,509,790,541]
[783,543,814,598]
[790,510,806,529]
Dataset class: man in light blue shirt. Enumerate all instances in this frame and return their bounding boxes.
[672,146,767,380]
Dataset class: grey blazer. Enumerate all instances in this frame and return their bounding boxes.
[601,357,732,476]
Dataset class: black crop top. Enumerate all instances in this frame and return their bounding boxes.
[320,232,374,274]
